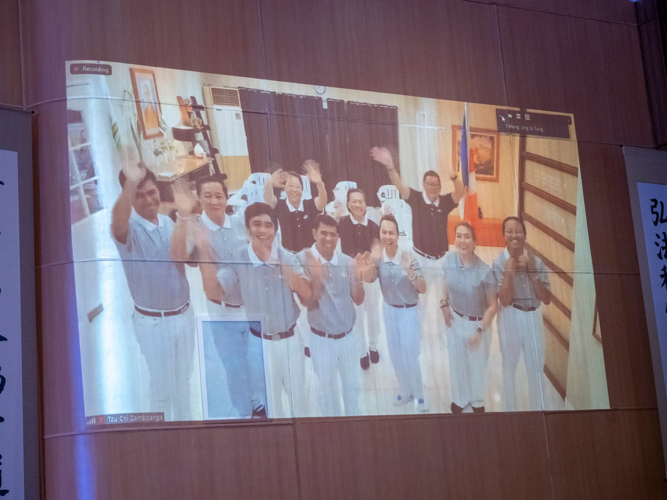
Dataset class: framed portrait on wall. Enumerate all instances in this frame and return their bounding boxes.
[130,68,163,139]
[452,126,500,182]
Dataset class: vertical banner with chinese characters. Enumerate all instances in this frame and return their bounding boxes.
[0,149,23,498]
[626,145,667,477]
[638,181,667,379]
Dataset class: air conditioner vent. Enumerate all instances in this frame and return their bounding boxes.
[211,87,240,107]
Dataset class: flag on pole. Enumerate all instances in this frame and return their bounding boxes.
[460,104,480,231]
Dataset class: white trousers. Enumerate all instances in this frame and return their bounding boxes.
[310,328,361,416]
[133,305,195,421]
[263,326,306,418]
[415,253,446,339]
[355,280,381,357]
[383,302,424,400]
[206,300,266,417]
[497,305,546,411]
[448,312,491,408]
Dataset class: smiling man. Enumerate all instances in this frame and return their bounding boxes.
[171,173,267,419]
[492,216,552,411]
[216,203,312,418]
[111,162,194,421]
[297,214,365,416]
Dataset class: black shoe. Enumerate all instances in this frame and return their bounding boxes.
[450,402,463,414]
[369,349,380,364]
[472,405,485,414]
[360,354,370,370]
[304,346,311,358]
[251,405,268,419]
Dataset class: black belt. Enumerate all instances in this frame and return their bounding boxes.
[250,324,295,341]
[452,308,483,321]
[511,302,538,312]
[209,299,242,308]
[414,247,445,260]
[388,302,418,309]
[135,301,189,318]
[311,327,351,340]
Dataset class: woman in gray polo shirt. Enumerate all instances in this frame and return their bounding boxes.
[441,223,498,414]
[368,215,428,412]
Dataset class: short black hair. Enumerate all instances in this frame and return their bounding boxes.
[379,214,399,233]
[119,167,157,189]
[196,173,228,198]
[502,216,527,235]
[313,214,338,232]
[285,170,304,188]
[244,202,278,229]
[423,170,440,183]
[346,188,366,204]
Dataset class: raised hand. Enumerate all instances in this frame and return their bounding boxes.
[400,249,414,273]
[302,160,322,184]
[172,178,196,218]
[121,159,145,186]
[515,254,528,273]
[303,249,325,285]
[370,146,394,169]
[333,199,345,220]
[271,168,287,188]
[370,240,383,263]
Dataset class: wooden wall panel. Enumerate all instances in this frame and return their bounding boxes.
[294,414,553,500]
[22,0,667,497]
[578,142,640,275]
[259,0,507,107]
[498,7,653,146]
[21,0,267,107]
[44,424,300,500]
[32,101,73,267]
[546,409,667,499]
[639,19,667,149]
[594,273,656,409]
[495,0,636,24]
[39,262,86,437]
[0,0,22,107]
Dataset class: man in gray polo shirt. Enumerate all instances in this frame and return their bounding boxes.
[111,162,194,421]
[217,203,312,418]
[297,214,365,417]
[492,217,552,411]
[171,174,267,419]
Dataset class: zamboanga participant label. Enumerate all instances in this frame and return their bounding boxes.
[86,412,165,425]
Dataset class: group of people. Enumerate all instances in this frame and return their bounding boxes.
[110,145,552,421]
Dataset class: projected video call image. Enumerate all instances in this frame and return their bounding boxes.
[67,60,609,423]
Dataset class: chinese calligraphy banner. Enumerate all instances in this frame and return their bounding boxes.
[0,149,24,498]
[625,146,667,477]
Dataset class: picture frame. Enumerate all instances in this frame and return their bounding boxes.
[452,126,500,182]
[130,68,163,139]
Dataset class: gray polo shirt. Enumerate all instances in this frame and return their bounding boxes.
[442,251,496,318]
[492,248,551,309]
[372,249,423,307]
[113,210,190,311]
[192,211,245,306]
[297,245,356,335]
[217,243,304,335]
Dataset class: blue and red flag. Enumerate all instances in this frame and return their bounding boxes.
[460,105,479,231]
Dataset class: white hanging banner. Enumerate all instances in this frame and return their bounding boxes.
[0,149,24,498]
[626,146,667,478]
[637,182,667,389]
